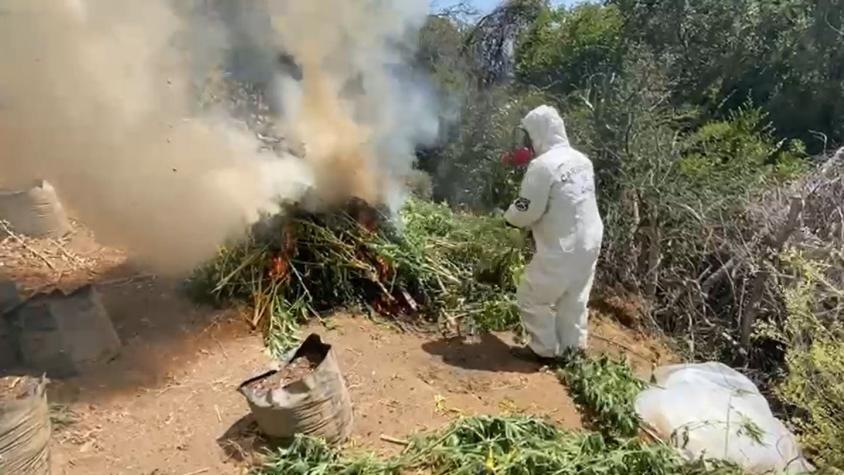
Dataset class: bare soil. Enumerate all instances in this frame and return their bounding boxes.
[1,222,674,475]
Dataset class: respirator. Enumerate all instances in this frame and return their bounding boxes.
[501,126,535,167]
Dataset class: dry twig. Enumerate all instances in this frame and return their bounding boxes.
[0,220,56,270]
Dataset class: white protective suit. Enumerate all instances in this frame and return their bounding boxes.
[505,105,603,357]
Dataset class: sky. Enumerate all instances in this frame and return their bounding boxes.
[434,0,576,15]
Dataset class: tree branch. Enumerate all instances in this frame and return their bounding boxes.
[740,195,804,352]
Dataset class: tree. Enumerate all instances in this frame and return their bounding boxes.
[466,0,548,86]
[517,4,624,95]
[610,0,844,153]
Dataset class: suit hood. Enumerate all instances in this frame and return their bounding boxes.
[521,105,570,156]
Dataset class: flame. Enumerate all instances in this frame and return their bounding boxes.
[269,256,289,282]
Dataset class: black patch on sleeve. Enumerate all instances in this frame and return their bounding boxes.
[514,197,531,212]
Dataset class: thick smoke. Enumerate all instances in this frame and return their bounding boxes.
[0,0,437,273]
[261,0,440,208]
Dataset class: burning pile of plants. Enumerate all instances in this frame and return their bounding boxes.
[191,198,528,353]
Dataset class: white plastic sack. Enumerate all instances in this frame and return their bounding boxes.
[635,362,813,474]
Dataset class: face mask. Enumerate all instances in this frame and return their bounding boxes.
[501,126,535,167]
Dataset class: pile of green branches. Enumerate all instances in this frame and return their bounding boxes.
[255,415,741,475]
[255,354,742,475]
[558,351,646,438]
[398,199,527,328]
[190,199,526,353]
[254,435,398,475]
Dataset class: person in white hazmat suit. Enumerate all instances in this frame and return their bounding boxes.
[503,105,603,360]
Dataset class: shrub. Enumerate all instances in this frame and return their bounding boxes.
[773,251,844,468]
[428,85,552,210]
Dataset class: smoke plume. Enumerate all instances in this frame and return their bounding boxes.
[0,0,437,272]
[0,0,437,273]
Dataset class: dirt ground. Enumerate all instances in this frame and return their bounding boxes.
[1,224,674,475]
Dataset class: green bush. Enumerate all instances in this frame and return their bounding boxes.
[435,86,552,210]
[517,4,624,94]
[773,251,844,468]
[583,61,808,356]
[679,105,807,194]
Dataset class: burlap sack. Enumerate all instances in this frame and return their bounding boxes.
[239,334,353,445]
[0,180,70,238]
[0,376,50,475]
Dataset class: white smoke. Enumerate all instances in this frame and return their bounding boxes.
[0,0,438,273]
[262,0,439,209]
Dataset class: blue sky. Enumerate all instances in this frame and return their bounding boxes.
[433,0,576,14]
